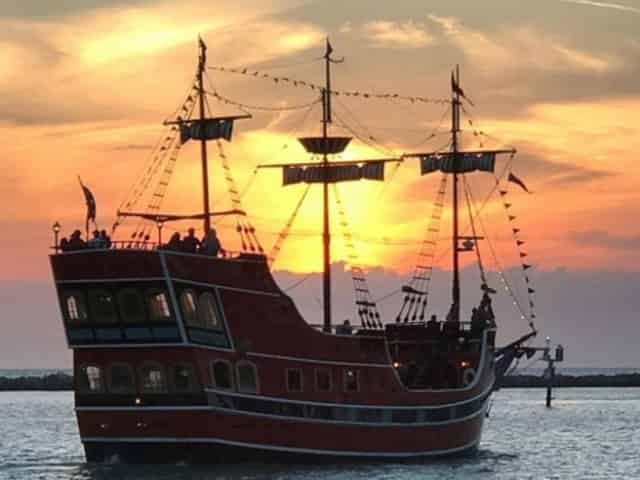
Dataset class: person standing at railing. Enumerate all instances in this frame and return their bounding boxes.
[182,228,200,253]
[199,228,225,257]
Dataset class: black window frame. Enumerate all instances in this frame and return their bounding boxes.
[77,364,104,394]
[138,361,168,394]
[211,359,234,390]
[236,361,259,394]
[107,362,136,394]
[343,369,360,393]
[315,368,333,392]
[117,288,147,324]
[62,290,89,324]
[286,368,303,393]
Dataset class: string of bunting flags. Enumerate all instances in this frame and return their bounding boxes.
[208,66,449,105]
[208,89,323,113]
[499,169,537,330]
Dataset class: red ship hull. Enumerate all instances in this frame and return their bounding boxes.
[51,249,495,462]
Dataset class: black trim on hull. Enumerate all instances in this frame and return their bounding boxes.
[83,440,480,464]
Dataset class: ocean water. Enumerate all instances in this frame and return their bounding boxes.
[0,388,639,479]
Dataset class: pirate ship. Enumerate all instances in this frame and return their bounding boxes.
[49,39,537,463]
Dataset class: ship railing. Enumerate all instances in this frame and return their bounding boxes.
[53,240,249,260]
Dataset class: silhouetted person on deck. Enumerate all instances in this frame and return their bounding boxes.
[88,230,104,249]
[100,230,112,249]
[199,228,224,257]
[166,232,182,251]
[67,230,86,250]
[182,228,200,253]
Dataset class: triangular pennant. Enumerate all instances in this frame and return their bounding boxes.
[517,240,525,246]
[504,203,512,208]
[528,288,535,294]
[513,228,520,234]
[500,190,508,196]
[509,215,516,221]
[519,252,528,258]
[522,264,532,270]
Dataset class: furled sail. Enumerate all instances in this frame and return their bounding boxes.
[420,152,496,175]
[180,118,234,144]
[283,162,385,186]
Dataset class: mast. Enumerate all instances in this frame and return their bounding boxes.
[322,40,333,333]
[198,37,211,234]
[451,65,461,322]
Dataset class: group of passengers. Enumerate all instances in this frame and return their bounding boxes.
[162,227,225,257]
[60,229,112,252]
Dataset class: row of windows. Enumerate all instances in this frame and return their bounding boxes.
[78,360,258,395]
[62,288,223,331]
[78,362,199,394]
[64,289,172,325]
[284,368,359,393]
[209,390,487,425]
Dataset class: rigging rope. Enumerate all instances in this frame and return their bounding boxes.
[332,184,383,330]
[396,174,448,323]
[269,184,311,266]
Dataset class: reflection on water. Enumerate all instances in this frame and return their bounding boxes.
[1,388,639,479]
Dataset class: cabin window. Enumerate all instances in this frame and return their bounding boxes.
[117,289,146,323]
[344,369,359,392]
[147,290,172,322]
[236,361,258,394]
[198,292,221,330]
[78,365,103,393]
[180,290,199,327]
[139,363,167,393]
[108,363,135,394]
[88,289,118,324]
[171,363,198,393]
[315,368,332,392]
[63,292,88,323]
[211,360,233,390]
[286,368,303,393]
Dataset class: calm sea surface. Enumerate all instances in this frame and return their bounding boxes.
[0,388,639,479]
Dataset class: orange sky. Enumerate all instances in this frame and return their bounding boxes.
[2,0,639,281]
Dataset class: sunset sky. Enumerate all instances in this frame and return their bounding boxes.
[1,0,639,367]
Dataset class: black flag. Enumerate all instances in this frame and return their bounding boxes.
[78,176,96,234]
[508,172,531,193]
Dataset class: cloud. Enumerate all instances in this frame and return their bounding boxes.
[568,230,640,250]
[361,20,434,49]
[427,14,614,74]
[559,0,640,14]
[0,0,323,126]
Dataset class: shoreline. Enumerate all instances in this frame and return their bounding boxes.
[2,373,640,391]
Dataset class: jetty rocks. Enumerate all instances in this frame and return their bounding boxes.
[498,373,640,388]
[0,372,72,391]
[1,372,640,391]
